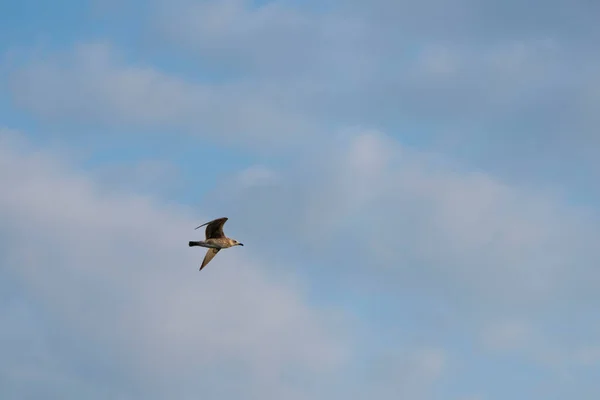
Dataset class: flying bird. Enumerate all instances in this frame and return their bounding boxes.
[189,217,244,271]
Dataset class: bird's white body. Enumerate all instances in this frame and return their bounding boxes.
[188,217,243,270]
[194,238,238,249]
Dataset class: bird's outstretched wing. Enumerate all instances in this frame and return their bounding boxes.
[200,248,220,271]
[195,217,228,239]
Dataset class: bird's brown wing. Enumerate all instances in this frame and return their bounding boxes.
[200,248,220,271]
[207,217,228,239]
[195,217,228,239]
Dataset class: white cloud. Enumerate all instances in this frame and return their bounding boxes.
[458,396,485,400]
[8,4,600,179]
[201,130,600,393]
[143,0,600,187]
[91,158,183,196]
[8,42,314,149]
[574,345,600,367]
[153,0,370,80]
[208,130,600,306]
[2,121,600,397]
[235,165,280,189]
[0,129,350,399]
[364,347,446,400]
[482,319,533,351]
[481,318,600,373]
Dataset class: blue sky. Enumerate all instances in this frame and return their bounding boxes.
[1,1,600,399]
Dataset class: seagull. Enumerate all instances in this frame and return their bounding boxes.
[189,217,244,271]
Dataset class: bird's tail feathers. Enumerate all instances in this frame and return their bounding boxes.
[189,241,203,247]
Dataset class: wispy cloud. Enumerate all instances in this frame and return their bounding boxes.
[8,42,314,149]
[9,0,600,181]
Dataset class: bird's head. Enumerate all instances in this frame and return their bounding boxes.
[233,239,244,247]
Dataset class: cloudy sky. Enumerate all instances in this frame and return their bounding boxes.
[1,0,600,399]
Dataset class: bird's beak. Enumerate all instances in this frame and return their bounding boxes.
[238,243,244,246]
